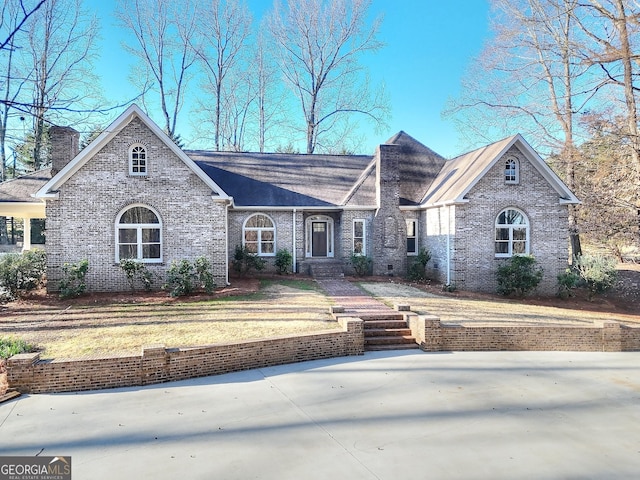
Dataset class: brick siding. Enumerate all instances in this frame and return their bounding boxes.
[46,117,228,292]
[426,146,570,294]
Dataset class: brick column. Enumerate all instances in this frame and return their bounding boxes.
[339,317,364,355]
[423,316,443,352]
[7,352,40,394]
[602,321,622,352]
[141,345,169,385]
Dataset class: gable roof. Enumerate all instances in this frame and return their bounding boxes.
[421,134,580,206]
[35,104,229,200]
[189,150,374,207]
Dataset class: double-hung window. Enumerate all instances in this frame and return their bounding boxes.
[353,219,366,255]
[406,219,418,255]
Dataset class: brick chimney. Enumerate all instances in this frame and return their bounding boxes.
[371,143,407,276]
[49,126,80,175]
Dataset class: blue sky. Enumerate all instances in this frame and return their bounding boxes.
[90,1,491,158]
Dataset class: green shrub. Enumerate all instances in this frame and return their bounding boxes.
[194,256,216,294]
[119,259,155,292]
[574,254,618,300]
[164,259,195,297]
[0,337,35,359]
[163,257,216,297]
[349,254,372,276]
[407,248,432,282]
[232,245,266,275]
[496,255,543,297]
[0,249,47,302]
[557,268,579,299]
[275,249,293,274]
[58,259,89,299]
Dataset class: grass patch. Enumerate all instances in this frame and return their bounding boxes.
[0,280,337,359]
[0,337,35,359]
[259,278,319,291]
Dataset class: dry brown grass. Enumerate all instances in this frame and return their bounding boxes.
[358,281,640,327]
[0,280,338,359]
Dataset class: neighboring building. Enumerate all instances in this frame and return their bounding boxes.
[0,104,579,294]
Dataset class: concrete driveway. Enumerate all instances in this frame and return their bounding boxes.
[1,350,639,479]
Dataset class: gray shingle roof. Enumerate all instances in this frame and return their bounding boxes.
[189,150,374,207]
[0,168,52,203]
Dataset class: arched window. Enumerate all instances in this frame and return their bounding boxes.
[116,205,162,262]
[243,214,275,256]
[495,208,529,257]
[129,144,147,176]
[505,158,519,184]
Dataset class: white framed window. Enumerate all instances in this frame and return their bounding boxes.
[505,158,519,184]
[243,213,276,256]
[129,144,147,176]
[406,219,418,255]
[116,204,162,263]
[353,219,366,255]
[495,208,529,257]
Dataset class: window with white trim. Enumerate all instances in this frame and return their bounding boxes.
[495,208,529,257]
[505,158,519,184]
[243,214,275,256]
[353,219,366,255]
[406,219,418,255]
[129,144,147,176]
[116,205,162,263]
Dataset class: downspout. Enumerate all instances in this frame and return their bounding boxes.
[225,198,232,285]
[446,205,451,286]
[292,208,297,273]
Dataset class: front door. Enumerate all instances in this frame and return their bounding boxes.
[312,221,328,257]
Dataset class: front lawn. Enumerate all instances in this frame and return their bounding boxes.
[0,279,338,359]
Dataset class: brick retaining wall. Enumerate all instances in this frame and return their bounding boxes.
[405,314,640,352]
[8,318,364,394]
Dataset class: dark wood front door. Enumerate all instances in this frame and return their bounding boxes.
[312,222,327,257]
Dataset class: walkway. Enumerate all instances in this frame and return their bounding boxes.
[315,278,398,317]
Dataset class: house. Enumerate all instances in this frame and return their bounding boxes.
[0,104,579,294]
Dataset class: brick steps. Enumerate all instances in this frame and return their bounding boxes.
[363,316,418,351]
[306,261,345,278]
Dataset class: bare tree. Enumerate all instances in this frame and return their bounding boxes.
[20,0,100,171]
[446,0,606,257]
[116,0,198,140]
[192,0,252,151]
[250,28,290,153]
[267,0,387,154]
[0,0,47,52]
[574,0,640,244]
